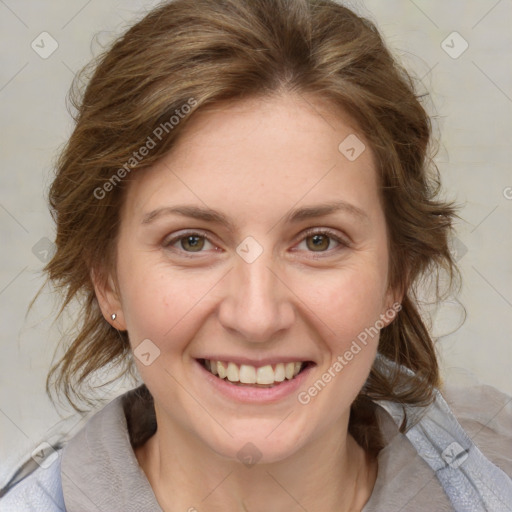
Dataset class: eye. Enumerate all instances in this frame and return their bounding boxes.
[162,228,350,258]
[163,230,218,256]
[294,228,350,255]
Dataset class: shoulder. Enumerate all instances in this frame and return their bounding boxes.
[0,386,149,512]
[1,386,155,512]
[364,381,512,511]
[0,449,65,511]
[441,381,512,478]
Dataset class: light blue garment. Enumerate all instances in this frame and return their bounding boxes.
[376,388,512,511]
[0,450,65,511]
[2,356,512,511]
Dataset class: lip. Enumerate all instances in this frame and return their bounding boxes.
[193,358,316,404]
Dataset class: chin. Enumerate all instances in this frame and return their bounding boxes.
[202,420,311,466]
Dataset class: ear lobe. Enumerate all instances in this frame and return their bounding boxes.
[90,268,127,331]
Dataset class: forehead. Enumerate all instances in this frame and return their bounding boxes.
[122,93,381,225]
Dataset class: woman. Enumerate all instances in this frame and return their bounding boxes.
[1,0,511,510]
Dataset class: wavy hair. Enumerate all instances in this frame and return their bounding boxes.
[42,0,461,456]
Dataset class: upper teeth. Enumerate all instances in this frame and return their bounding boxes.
[204,360,303,384]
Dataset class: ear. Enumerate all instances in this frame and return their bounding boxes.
[91,268,127,331]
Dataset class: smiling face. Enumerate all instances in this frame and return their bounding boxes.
[95,93,399,464]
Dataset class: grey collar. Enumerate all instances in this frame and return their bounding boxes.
[61,386,162,512]
[60,385,400,512]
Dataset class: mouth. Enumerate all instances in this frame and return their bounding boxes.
[197,358,315,388]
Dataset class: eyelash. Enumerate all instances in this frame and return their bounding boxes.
[163,228,350,259]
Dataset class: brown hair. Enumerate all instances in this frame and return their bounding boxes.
[43,0,461,455]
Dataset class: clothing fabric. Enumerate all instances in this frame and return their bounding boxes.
[2,372,512,511]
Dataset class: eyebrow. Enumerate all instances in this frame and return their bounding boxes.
[141,200,368,229]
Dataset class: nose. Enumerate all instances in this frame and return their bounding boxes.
[217,250,296,343]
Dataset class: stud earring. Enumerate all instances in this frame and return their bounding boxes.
[111,313,117,321]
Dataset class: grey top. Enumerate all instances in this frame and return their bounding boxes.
[2,381,512,511]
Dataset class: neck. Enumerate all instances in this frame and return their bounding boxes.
[135,411,378,512]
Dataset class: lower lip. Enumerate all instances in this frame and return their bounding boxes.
[194,360,315,404]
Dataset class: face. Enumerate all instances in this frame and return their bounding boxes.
[96,93,399,464]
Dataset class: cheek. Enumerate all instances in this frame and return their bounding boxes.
[292,268,386,414]
[299,262,389,345]
[117,260,220,348]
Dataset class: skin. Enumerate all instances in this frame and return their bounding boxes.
[94,93,401,511]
